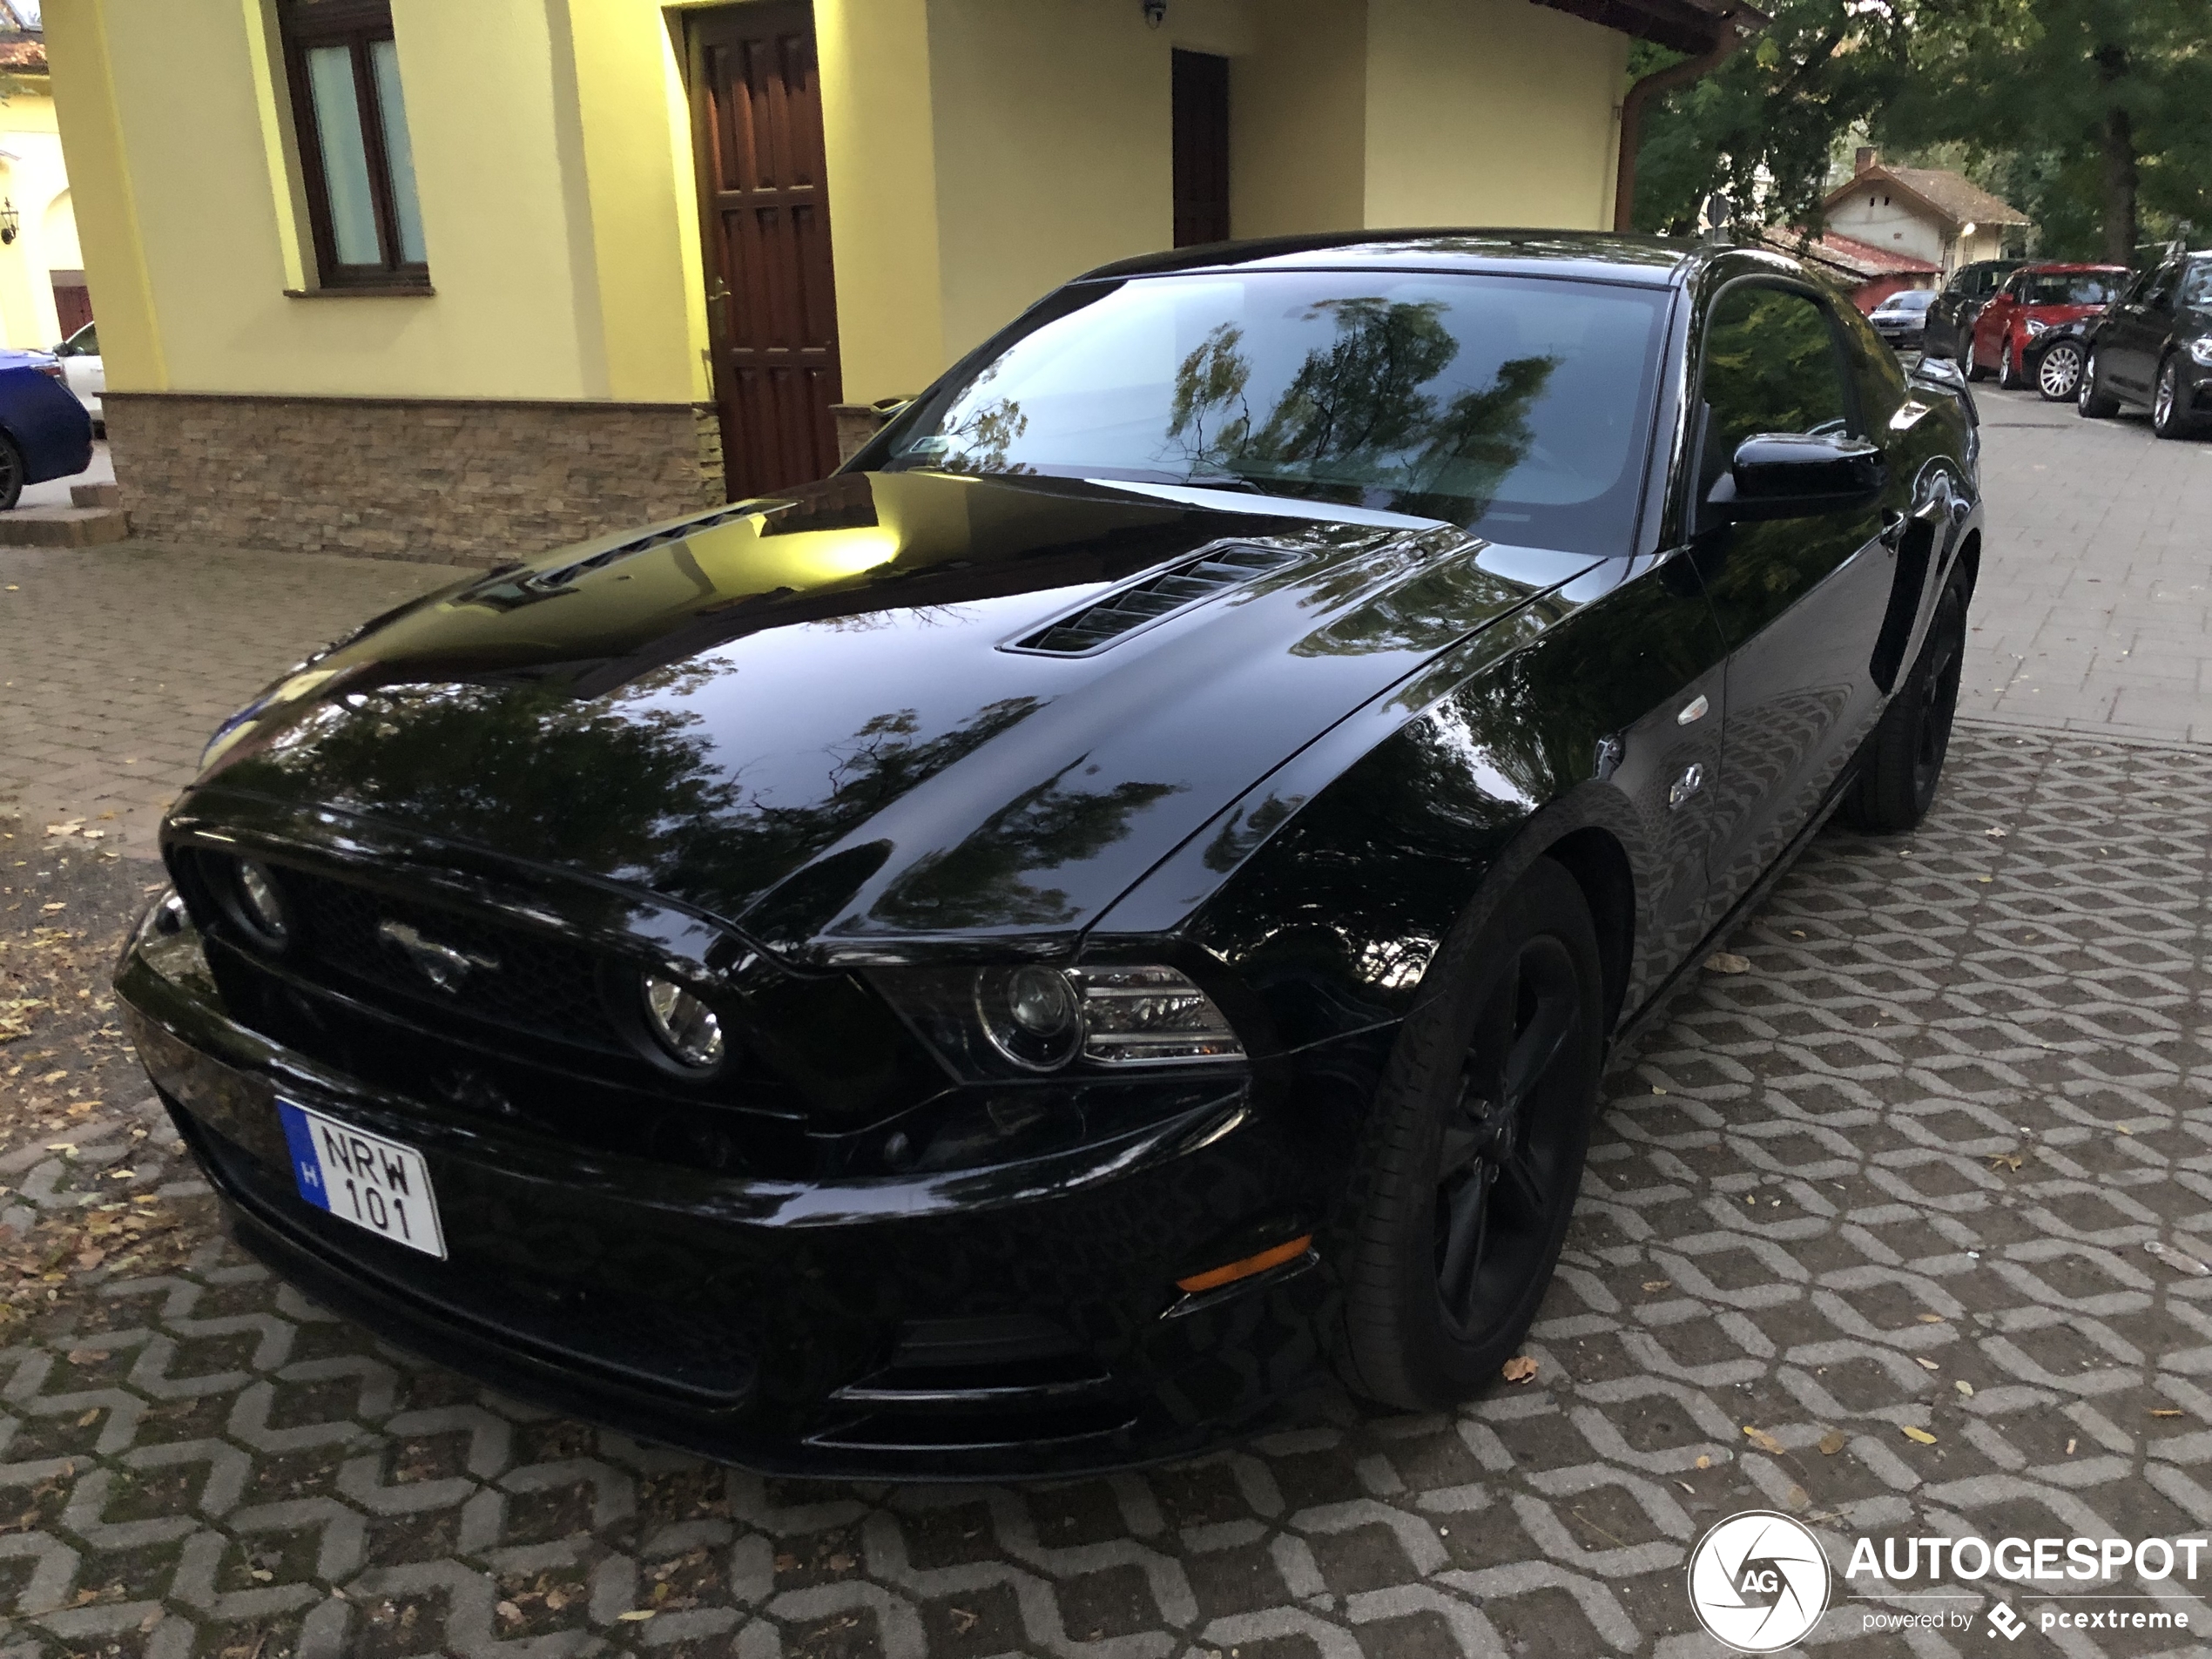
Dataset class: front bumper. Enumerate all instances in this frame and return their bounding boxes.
[118,926,1366,1479]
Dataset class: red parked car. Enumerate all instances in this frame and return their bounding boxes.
[1969,262,2129,388]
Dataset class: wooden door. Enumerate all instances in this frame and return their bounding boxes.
[688,3,842,498]
[1171,51,1230,247]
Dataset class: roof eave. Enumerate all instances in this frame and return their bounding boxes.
[1529,0,1763,55]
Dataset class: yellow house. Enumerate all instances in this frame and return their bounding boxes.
[44,0,1731,564]
[0,10,91,353]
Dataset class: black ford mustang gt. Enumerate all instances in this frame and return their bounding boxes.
[118,233,1983,1478]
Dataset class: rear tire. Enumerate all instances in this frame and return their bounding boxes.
[2036,340,2084,401]
[0,435,21,512]
[2077,348,2120,417]
[1330,859,1605,1410]
[1966,351,1991,382]
[1997,338,2022,388]
[1838,579,1966,834]
[2151,355,2200,438]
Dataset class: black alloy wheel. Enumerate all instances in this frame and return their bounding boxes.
[2151,356,2199,439]
[1332,859,1604,1409]
[1840,578,1967,833]
[2037,340,2084,401]
[2078,348,2120,418]
[0,434,22,512]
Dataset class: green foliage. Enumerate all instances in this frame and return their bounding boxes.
[1633,0,2212,257]
[1629,0,1915,234]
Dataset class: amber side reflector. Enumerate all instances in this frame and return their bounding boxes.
[1175,1235,1313,1295]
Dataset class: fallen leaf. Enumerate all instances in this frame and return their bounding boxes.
[77,1407,99,1426]
[1743,1426,1785,1455]
[40,902,64,912]
[2149,1408,2183,1419]
[1651,1085,1667,1095]
[1976,875,1993,883]
[617,1610,656,1622]
[1916,1357,1939,1372]
[1917,1312,1945,1324]
[1985,826,2008,839]
[2117,1125,2133,1136]
[1901,1425,1937,1445]
[1955,1381,1974,1399]
[1783,1484,1810,1511]
[75,1248,105,1270]
[1817,1429,1846,1455]
[1988,1151,2024,1172]
[65,1348,102,1365]
[1696,1454,1712,1469]
[138,1608,164,1633]
[774,1554,798,1572]
[949,1608,980,1635]
[826,1553,855,1572]
[2066,1438,2076,1454]
[2145,1241,2212,1277]
[496,1602,523,1622]
[1642,1279,1671,1292]
[1501,1355,1538,1384]
[1704,952,1751,974]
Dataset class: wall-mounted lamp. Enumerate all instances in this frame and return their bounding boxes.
[0,199,17,246]
[1143,0,1167,25]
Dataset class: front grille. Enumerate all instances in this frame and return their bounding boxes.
[273,867,625,1052]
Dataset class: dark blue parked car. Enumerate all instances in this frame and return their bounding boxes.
[0,347,95,509]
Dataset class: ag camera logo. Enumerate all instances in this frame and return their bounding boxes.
[1687,1511,1832,1652]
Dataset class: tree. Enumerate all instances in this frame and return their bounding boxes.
[1881,0,2212,260]
[1629,0,1918,235]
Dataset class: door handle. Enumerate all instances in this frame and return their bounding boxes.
[1879,509,1907,550]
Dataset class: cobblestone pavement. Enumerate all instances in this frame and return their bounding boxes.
[1966,386,2212,747]
[4,723,2209,1659]
[0,544,472,855]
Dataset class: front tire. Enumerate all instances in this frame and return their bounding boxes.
[2037,340,2084,401]
[1839,578,1966,833]
[2078,348,2120,417]
[2151,355,2200,438]
[0,435,22,511]
[1331,859,1605,1410]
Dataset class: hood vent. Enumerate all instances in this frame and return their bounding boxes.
[1010,543,1305,656]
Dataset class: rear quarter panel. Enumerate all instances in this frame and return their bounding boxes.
[0,365,94,483]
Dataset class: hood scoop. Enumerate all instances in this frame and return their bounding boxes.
[1008,542,1305,656]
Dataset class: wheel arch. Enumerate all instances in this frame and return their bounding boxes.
[1541,826,1635,1035]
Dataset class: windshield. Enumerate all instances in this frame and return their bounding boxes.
[1879,291,1934,313]
[878,271,1671,556]
[2022,273,2119,306]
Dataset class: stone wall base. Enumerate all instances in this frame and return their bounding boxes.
[105,392,726,566]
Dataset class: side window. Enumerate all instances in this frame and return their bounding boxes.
[1697,285,1855,498]
[2141,261,2183,314]
[1831,302,1907,428]
[2183,263,2212,308]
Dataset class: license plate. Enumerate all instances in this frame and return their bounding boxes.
[277,1101,447,1259]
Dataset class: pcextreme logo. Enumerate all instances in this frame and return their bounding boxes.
[1686,1511,1832,1653]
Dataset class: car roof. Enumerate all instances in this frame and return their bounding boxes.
[1076,230,1707,290]
[2019,261,2128,273]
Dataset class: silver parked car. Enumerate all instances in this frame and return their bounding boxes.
[54,320,102,430]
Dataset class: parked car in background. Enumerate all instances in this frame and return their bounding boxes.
[2079,249,2212,437]
[1968,263,2128,388]
[2022,314,2095,401]
[1869,287,1935,352]
[54,320,103,431]
[117,233,1986,1474]
[0,347,97,509]
[1923,259,2023,361]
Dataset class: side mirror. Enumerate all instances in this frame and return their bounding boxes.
[1706,433,1885,523]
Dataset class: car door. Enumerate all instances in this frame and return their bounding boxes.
[1972,272,2020,371]
[2102,263,2178,394]
[1684,280,1901,920]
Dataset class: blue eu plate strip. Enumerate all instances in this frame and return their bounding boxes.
[277,1102,332,1212]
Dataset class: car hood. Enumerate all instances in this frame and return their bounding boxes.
[190,470,1593,957]
[2022,303,2107,326]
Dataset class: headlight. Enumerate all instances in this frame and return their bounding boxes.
[639,972,725,1071]
[217,858,291,950]
[2023,318,2049,338]
[2190,338,2212,368]
[875,962,1246,1077]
